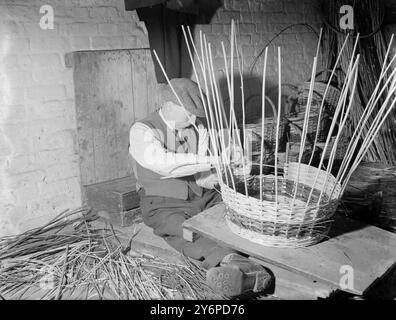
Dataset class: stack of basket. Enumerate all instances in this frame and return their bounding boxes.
[244,94,287,170]
[286,72,347,162]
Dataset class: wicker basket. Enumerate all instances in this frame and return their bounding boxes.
[221,162,342,248]
[287,72,342,144]
[244,95,287,166]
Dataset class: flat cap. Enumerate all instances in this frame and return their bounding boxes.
[161,78,207,118]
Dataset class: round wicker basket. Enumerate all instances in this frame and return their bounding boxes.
[221,162,342,248]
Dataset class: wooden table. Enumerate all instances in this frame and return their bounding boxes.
[183,203,396,299]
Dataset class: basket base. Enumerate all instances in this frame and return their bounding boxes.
[226,218,328,248]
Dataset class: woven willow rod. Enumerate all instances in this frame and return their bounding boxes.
[259,46,269,201]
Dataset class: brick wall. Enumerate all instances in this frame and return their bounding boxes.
[192,0,322,112]
[0,0,148,236]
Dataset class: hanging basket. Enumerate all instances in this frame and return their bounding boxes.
[220,162,342,248]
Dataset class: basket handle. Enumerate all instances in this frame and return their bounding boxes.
[307,68,345,88]
[244,94,278,118]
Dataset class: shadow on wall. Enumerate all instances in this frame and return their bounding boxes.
[128,0,222,83]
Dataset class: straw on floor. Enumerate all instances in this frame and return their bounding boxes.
[0,208,226,300]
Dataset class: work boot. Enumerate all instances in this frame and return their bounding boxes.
[206,253,273,297]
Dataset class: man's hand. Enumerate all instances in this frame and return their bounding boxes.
[197,123,209,156]
[195,169,219,189]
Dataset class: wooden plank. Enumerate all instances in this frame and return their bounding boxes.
[72,49,157,186]
[145,50,160,113]
[73,52,96,186]
[183,203,396,295]
[130,50,149,121]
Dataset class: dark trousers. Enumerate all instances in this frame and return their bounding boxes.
[139,188,236,269]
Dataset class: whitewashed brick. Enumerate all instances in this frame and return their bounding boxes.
[7,170,46,190]
[91,36,123,49]
[6,154,38,175]
[1,37,30,54]
[63,7,90,20]
[70,36,90,49]
[28,100,74,120]
[1,70,32,88]
[11,184,39,203]
[2,55,18,70]
[63,22,98,36]
[0,135,12,157]
[30,36,71,53]
[31,53,63,70]
[122,35,137,48]
[17,55,32,70]
[44,162,79,182]
[25,84,67,102]
[36,129,75,151]
[38,177,80,199]
[89,7,119,21]
[98,23,118,35]
[2,104,26,122]
[32,68,70,85]
[38,148,78,165]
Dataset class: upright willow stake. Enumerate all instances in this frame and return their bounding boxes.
[181,26,223,180]
[291,56,318,210]
[334,39,396,189]
[234,24,249,197]
[275,47,282,211]
[318,56,360,204]
[259,47,269,202]
[308,34,349,167]
[305,34,360,207]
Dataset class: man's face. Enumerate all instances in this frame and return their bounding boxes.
[167,102,196,129]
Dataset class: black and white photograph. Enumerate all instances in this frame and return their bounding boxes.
[0,0,396,307]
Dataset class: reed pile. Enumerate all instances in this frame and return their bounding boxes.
[0,208,225,300]
[322,0,396,165]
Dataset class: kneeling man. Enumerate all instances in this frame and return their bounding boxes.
[129,78,272,297]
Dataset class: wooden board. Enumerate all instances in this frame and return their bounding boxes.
[68,49,159,186]
[183,203,396,295]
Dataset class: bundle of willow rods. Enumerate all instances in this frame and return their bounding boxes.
[0,208,225,300]
[152,19,396,247]
[322,0,396,165]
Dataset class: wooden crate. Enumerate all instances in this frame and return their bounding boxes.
[85,176,140,227]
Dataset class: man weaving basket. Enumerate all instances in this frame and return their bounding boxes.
[129,78,272,297]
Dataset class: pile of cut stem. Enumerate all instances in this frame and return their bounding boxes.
[0,208,225,300]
